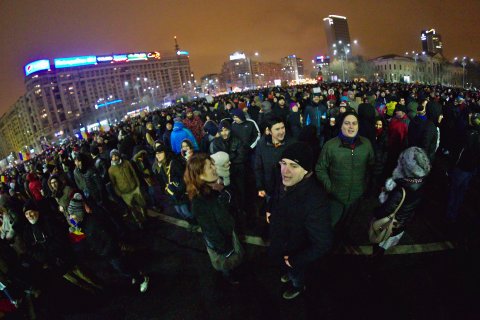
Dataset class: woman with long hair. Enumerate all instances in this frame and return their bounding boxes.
[184,153,243,284]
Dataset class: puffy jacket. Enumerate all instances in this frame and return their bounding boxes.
[315,136,375,206]
[170,122,199,154]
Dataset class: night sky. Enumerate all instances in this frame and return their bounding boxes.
[1,0,479,115]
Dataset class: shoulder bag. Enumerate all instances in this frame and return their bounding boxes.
[368,187,406,244]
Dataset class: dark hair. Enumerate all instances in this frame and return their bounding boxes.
[261,114,284,132]
[181,139,194,150]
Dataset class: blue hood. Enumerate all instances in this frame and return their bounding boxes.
[173,121,185,131]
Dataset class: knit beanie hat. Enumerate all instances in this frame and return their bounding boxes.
[110,149,120,159]
[231,109,246,121]
[281,142,314,172]
[68,193,86,219]
[23,199,39,213]
[393,147,431,179]
[210,151,230,186]
[218,119,232,131]
[203,120,219,136]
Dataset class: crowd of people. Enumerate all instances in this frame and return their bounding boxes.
[1,81,480,316]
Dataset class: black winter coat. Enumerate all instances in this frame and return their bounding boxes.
[254,135,293,194]
[211,134,248,165]
[374,178,426,235]
[269,176,333,269]
[231,120,259,150]
[455,127,480,172]
[408,116,438,161]
[23,213,72,274]
[192,189,235,255]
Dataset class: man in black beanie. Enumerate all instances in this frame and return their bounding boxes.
[268,142,333,300]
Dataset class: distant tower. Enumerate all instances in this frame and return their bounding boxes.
[420,29,443,55]
[323,15,351,55]
[174,36,180,53]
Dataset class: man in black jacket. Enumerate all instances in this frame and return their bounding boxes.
[269,142,333,300]
[408,99,439,162]
[446,112,480,222]
[211,120,249,215]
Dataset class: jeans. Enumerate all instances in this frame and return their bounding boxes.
[446,167,475,221]
[287,265,305,288]
[174,204,193,220]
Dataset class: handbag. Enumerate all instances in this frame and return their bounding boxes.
[368,187,406,244]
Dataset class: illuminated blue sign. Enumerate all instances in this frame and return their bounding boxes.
[25,59,51,76]
[54,56,97,69]
[95,99,123,109]
[113,54,127,62]
[177,50,189,56]
[97,55,113,63]
[127,53,147,61]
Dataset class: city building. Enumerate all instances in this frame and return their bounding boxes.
[421,29,443,55]
[250,61,283,87]
[200,73,222,94]
[220,52,254,90]
[0,42,193,158]
[370,53,462,86]
[323,15,351,56]
[281,55,305,82]
[220,52,285,90]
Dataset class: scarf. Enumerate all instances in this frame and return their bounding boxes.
[338,131,358,148]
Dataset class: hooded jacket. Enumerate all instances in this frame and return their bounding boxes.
[26,173,43,201]
[170,122,199,154]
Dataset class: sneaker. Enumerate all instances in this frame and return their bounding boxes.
[282,286,306,300]
[139,276,150,293]
[280,274,290,283]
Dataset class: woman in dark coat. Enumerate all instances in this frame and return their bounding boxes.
[184,153,243,284]
[372,147,431,256]
[152,145,198,230]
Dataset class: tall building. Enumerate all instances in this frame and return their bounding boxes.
[220,52,254,90]
[0,45,193,158]
[323,15,351,55]
[421,29,443,55]
[281,55,305,82]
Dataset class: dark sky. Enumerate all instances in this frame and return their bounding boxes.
[1,0,479,115]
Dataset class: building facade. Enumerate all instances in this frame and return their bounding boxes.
[0,50,193,158]
[220,52,285,90]
[281,55,305,82]
[370,54,462,86]
[323,15,351,56]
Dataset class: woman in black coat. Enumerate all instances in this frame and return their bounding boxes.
[372,147,431,256]
[184,153,243,284]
